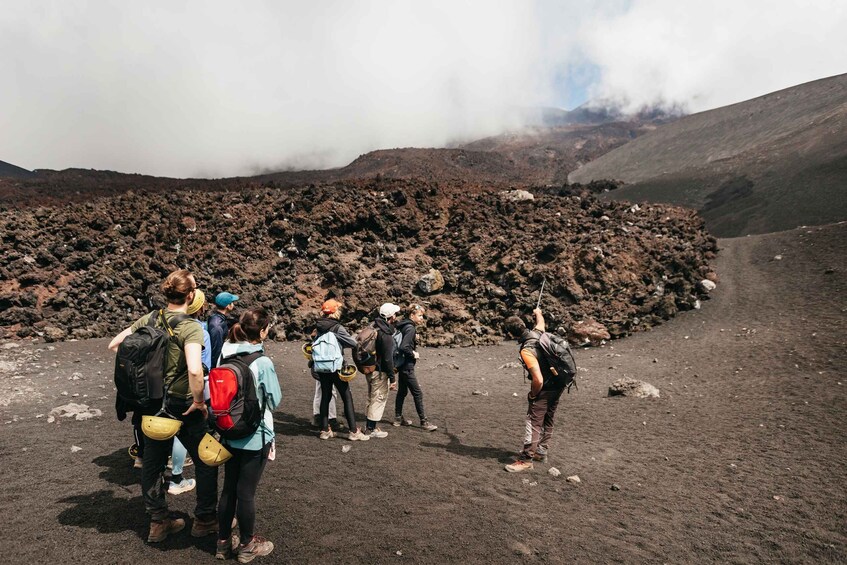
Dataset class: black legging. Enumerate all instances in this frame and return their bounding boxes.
[395,363,426,421]
[217,442,271,543]
[318,372,357,432]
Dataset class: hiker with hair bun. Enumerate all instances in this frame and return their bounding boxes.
[393,304,437,432]
[364,303,401,438]
[108,269,218,543]
[216,307,281,561]
[311,299,370,442]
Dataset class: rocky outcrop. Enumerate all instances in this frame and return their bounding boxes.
[0,179,717,345]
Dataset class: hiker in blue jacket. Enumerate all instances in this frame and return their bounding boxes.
[312,299,370,442]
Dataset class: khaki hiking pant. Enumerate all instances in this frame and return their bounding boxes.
[366,371,390,424]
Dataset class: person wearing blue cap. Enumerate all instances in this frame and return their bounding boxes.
[209,291,239,368]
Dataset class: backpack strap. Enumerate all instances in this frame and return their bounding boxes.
[221,350,264,366]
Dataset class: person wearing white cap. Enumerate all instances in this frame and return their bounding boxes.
[364,303,401,437]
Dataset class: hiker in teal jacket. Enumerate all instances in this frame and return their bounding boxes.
[215,308,280,561]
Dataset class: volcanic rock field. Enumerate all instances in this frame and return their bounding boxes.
[0,178,716,344]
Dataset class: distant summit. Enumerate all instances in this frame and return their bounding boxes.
[524,102,685,127]
[0,160,36,179]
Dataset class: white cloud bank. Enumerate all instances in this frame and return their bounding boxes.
[1,1,844,177]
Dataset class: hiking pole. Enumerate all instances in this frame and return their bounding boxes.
[535,277,546,310]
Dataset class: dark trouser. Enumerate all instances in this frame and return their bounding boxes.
[218,442,271,543]
[318,372,357,432]
[132,411,145,457]
[520,388,564,460]
[142,400,218,521]
[395,363,426,421]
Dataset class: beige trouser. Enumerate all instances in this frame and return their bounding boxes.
[366,371,390,423]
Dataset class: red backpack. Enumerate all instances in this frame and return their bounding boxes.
[208,351,265,439]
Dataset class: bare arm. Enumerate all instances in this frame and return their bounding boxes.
[181,342,208,417]
[528,365,544,398]
[108,327,133,353]
[532,308,545,333]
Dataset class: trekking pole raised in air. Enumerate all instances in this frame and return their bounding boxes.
[535,277,546,310]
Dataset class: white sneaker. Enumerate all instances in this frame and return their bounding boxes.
[168,478,196,495]
[319,429,335,440]
[367,427,389,439]
[347,429,370,441]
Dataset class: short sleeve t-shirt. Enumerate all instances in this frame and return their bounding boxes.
[131,310,204,399]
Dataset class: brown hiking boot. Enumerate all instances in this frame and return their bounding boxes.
[237,535,274,563]
[147,515,185,543]
[191,515,218,537]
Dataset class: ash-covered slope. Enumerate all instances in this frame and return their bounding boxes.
[0,179,716,344]
[0,160,36,179]
[569,74,847,236]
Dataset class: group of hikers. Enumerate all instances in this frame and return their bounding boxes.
[108,268,575,561]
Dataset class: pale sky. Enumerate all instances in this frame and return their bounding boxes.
[1,1,845,178]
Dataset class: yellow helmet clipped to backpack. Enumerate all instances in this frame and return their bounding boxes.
[141,415,182,441]
[302,342,313,361]
[338,365,358,382]
[198,433,232,467]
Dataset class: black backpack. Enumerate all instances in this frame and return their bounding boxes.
[208,351,265,440]
[523,331,578,391]
[114,310,189,411]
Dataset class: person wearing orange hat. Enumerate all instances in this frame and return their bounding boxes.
[311,299,370,441]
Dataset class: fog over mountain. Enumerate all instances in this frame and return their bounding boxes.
[1,1,844,178]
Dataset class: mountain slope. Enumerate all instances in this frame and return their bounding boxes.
[568,74,847,236]
[0,160,36,179]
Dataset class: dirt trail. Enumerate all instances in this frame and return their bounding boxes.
[0,223,844,564]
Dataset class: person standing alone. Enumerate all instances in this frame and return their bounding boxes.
[502,308,567,473]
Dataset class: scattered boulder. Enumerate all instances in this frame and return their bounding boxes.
[43,326,67,342]
[608,378,660,398]
[417,269,444,294]
[698,279,717,293]
[570,318,611,346]
[501,189,534,201]
[181,216,197,233]
[49,403,102,421]
[548,467,561,477]
[566,475,581,484]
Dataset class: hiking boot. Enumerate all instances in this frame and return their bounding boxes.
[319,429,335,440]
[421,420,438,432]
[168,478,196,495]
[504,459,534,473]
[393,416,412,427]
[237,535,274,563]
[347,428,370,441]
[532,448,548,463]
[217,537,237,560]
[147,515,185,543]
[365,427,388,439]
[191,515,218,537]
[133,456,143,469]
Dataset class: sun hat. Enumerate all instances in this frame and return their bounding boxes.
[187,289,206,315]
[321,299,342,314]
[379,303,401,319]
[214,292,239,308]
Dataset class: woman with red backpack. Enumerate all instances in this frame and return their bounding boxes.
[215,308,281,562]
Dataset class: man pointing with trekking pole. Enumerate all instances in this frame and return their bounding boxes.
[501,278,574,472]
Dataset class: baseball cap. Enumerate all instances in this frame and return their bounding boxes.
[379,302,401,319]
[214,292,239,308]
[321,299,342,314]
[187,289,206,315]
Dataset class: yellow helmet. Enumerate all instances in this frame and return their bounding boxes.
[198,433,232,467]
[339,365,358,382]
[141,415,182,441]
[302,342,313,360]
